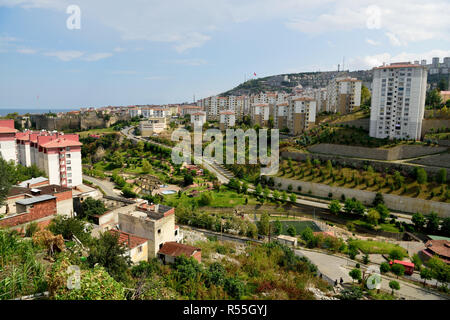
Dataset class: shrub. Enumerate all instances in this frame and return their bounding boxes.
[389,248,406,261]
[380,262,390,273]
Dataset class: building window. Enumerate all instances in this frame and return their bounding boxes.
[68,179,72,184]
[138,246,142,253]
[158,229,161,234]
[67,167,71,171]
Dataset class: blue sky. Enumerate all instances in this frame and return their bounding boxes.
[0,0,449,109]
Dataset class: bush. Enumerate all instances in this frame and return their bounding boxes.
[389,248,406,261]
[380,262,390,273]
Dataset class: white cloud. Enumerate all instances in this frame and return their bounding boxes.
[2,0,449,51]
[17,48,37,54]
[385,32,403,47]
[348,49,450,70]
[82,52,113,62]
[113,47,126,52]
[44,50,84,61]
[366,38,380,46]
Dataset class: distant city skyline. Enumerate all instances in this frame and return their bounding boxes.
[1,0,449,108]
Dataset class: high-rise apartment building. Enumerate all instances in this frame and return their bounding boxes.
[369,62,427,140]
[326,77,362,114]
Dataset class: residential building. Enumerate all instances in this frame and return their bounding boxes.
[0,120,17,163]
[158,242,202,264]
[369,62,428,140]
[287,97,316,135]
[326,77,362,114]
[219,110,235,130]
[272,102,289,130]
[251,103,271,127]
[110,229,149,264]
[116,202,179,258]
[139,117,167,136]
[191,111,207,128]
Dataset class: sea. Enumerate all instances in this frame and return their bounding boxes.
[0,108,78,117]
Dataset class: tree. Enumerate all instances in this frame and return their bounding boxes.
[372,192,384,206]
[198,192,213,206]
[263,186,270,199]
[49,216,92,244]
[241,182,248,194]
[416,168,427,187]
[389,280,400,295]
[363,254,370,264]
[349,268,362,283]
[328,200,342,215]
[80,197,108,221]
[420,268,433,286]
[391,264,405,278]
[0,158,15,205]
[87,232,131,282]
[427,256,450,286]
[281,191,288,202]
[411,253,423,271]
[48,257,125,300]
[367,209,380,225]
[442,217,450,237]
[375,203,390,222]
[286,225,296,237]
[353,201,366,216]
[273,219,283,236]
[380,262,390,273]
[289,193,296,203]
[389,248,406,261]
[142,159,151,173]
[426,212,440,234]
[254,184,262,196]
[183,173,194,186]
[344,199,356,215]
[425,89,442,109]
[258,212,270,236]
[437,168,447,184]
[361,85,371,107]
[272,189,280,201]
[412,212,426,231]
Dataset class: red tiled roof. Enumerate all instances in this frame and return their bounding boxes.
[41,137,82,148]
[109,230,147,249]
[424,240,450,259]
[292,97,314,102]
[220,111,235,115]
[158,241,200,257]
[0,127,17,133]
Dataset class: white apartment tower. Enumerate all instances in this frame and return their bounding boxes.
[369,62,427,140]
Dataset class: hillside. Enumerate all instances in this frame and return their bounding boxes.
[221,70,372,96]
[221,68,448,96]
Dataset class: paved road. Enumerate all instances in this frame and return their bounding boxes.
[294,249,447,300]
[82,175,118,197]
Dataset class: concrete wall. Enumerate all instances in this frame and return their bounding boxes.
[421,119,450,138]
[273,176,450,217]
[307,143,447,161]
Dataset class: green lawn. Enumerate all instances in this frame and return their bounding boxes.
[271,220,321,236]
[348,239,407,255]
[163,188,259,208]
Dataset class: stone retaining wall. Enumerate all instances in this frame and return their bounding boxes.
[307,144,446,161]
[273,176,450,218]
[281,151,448,179]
